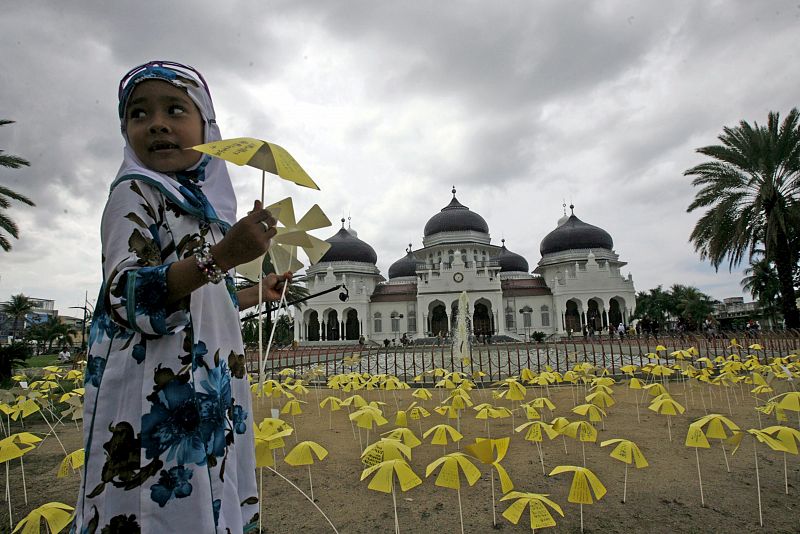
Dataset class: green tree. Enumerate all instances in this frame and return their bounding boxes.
[633,285,673,330]
[669,284,716,331]
[686,109,800,328]
[1,293,33,339]
[741,256,782,326]
[0,120,36,252]
[27,316,77,352]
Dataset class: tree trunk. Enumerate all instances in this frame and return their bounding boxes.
[772,229,800,329]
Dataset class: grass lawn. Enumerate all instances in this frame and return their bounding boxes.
[24,353,61,368]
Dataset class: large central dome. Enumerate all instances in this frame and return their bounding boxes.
[424,188,489,237]
[318,220,378,264]
[539,207,613,255]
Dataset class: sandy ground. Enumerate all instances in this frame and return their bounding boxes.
[0,380,798,533]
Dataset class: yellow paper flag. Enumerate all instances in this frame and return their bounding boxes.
[500,492,564,530]
[549,465,606,504]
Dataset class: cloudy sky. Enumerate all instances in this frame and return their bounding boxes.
[1,1,798,315]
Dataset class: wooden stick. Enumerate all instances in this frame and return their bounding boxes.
[490,469,497,526]
[308,465,314,502]
[721,442,730,473]
[391,481,399,534]
[536,441,545,475]
[623,464,628,504]
[754,441,763,527]
[457,487,465,534]
[695,448,705,506]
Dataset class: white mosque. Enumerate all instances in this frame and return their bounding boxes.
[293,188,637,343]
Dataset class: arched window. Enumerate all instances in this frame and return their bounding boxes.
[505,306,515,329]
[390,311,400,332]
[373,312,382,333]
[407,304,416,333]
[540,305,550,327]
[522,306,532,328]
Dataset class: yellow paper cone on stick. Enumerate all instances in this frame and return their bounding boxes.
[500,492,564,531]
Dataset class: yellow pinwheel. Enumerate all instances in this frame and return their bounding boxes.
[423,423,463,452]
[515,421,558,475]
[0,431,41,509]
[464,437,514,527]
[500,492,564,531]
[585,390,615,409]
[11,502,74,534]
[57,448,85,478]
[600,439,648,503]
[571,403,606,425]
[319,395,342,430]
[284,440,328,501]
[549,465,606,532]
[761,425,800,495]
[685,413,741,506]
[361,459,422,533]
[560,420,597,466]
[381,427,422,449]
[648,395,685,442]
[425,452,481,534]
[412,388,433,401]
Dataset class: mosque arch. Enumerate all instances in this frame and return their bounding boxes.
[473,299,493,336]
[324,308,339,341]
[344,308,360,340]
[609,297,626,326]
[429,299,448,337]
[564,299,581,334]
[306,310,320,341]
[587,298,604,331]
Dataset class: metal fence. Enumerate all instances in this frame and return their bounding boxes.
[247,330,800,384]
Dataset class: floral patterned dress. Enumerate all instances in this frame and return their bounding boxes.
[74,174,258,533]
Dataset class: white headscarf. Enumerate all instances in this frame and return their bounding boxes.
[113,61,237,227]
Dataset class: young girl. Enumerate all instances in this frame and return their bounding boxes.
[74,61,288,533]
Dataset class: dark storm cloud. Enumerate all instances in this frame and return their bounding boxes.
[1,0,798,309]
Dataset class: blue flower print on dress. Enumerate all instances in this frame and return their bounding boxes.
[150,465,193,507]
[129,265,170,334]
[132,339,146,364]
[84,355,107,388]
[197,363,233,459]
[231,404,247,435]
[141,378,206,465]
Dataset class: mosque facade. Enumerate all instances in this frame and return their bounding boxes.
[293,189,637,343]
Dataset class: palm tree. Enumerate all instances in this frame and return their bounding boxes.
[0,119,36,251]
[741,256,782,327]
[686,109,800,329]
[670,284,716,331]
[1,293,34,339]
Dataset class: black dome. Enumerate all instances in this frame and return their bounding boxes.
[388,248,419,279]
[424,189,489,237]
[319,226,378,264]
[496,241,529,272]
[540,212,613,255]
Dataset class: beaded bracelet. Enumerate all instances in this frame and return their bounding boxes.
[193,243,225,284]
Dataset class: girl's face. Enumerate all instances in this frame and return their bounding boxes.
[125,80,204,173]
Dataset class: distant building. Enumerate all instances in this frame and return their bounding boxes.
[713,297,773,329]
[0,297,58,340]
[294,189,637,343]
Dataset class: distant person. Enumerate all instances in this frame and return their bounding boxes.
[358,334,365,346]
[384,338,391,348]
[617,322,625,340]
[58,347,71,363]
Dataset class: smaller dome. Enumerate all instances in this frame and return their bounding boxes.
[496,239,529,272]
[539,207,613,255]
[388,245,418,279]
[318,219,378,264]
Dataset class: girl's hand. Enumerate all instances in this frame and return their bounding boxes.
[260,271,293,302]
[211,200,277,270]
[237,271,293,309]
